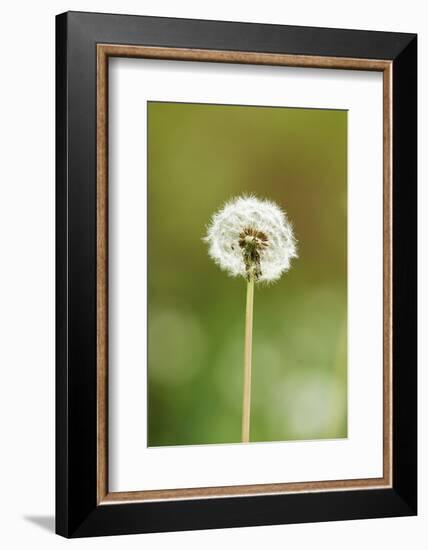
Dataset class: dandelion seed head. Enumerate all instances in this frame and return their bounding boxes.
[204,195,298,282]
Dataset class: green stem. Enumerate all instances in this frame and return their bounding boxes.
[241,278,254,443]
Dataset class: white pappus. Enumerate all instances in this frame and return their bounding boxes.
[204,195,298,283]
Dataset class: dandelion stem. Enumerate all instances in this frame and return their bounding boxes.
[242,277,254,443]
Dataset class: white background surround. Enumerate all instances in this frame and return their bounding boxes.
[0,1,425,549]
[109,58,384,492]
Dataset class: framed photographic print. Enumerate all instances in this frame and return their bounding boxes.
[56,11,417,538]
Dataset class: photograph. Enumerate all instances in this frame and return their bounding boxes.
[147,101,348,446]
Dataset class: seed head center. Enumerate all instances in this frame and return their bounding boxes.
[238,227,269,281]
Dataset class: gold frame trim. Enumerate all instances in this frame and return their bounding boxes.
[96,44,393,505]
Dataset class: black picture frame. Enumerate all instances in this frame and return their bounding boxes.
[56,11,417,538]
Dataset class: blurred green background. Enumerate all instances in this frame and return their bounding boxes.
[147,101,347,446]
